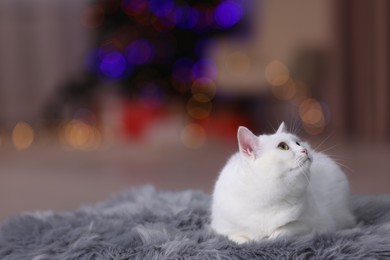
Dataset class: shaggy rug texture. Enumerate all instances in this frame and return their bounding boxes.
[1,186,390,259]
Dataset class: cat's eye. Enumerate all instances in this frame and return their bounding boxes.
[296,141,301,146]
[277,142,289,150]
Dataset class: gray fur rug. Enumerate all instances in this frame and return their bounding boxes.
[1,186,390,259]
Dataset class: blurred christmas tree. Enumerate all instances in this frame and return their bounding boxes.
[45,0,251,141]
[82,0,249,98]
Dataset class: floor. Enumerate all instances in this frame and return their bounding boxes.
[1,139,389,223]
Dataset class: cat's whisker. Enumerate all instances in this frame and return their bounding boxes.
[323,159,353,173]
[312,155,355,174]
[294,157,311,185]
[316,144,341,154]
[299,165,311,185]
[288,118,299,136]
[292,120,302,136]
[334,162,355,174]
[288,117,295,135]
[267,120,277,132]
[327,157,349,164]
[315,154,348,163]
[321,153,349,159]
[315,155,351,168]
[313,133,334,152]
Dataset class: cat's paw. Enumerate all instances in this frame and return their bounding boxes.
[269,221,311,239]
[228,234,251,244]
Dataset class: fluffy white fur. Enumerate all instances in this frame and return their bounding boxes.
[211,123,356,244]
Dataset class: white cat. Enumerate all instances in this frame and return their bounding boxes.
[211,123,356,244]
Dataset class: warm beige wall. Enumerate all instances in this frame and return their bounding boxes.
[211,0,334,93]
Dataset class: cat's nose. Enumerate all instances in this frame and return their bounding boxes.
[301,148,308,155]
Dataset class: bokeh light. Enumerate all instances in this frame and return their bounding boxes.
[187,97,212,120]
[83,0,248,100]
[59,120,101,150]
[85,48,131,79]
[320,101,332,125]
[192,58,218,80]
[78,0,250,144]
[99,51,128,78]
[148,0,175,18]
[180,123,206,149]
[272,79,297,100]
[12,122,35,150]
[74,108,97,127]
[299,98,326,135]
[174,6,199,30]
[191,77,216,102]
[125,39,155,65]
[291,81,311,104]
[265,60,290,86]
[299,98,322,125]
[302,123,325,136]
[214,0,243,28]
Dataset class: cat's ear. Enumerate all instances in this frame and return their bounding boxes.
[237,126,258,159]
[276,122,288,134]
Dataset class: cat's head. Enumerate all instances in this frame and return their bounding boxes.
[237,122,312,184]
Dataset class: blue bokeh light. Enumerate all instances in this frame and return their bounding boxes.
[148,0,175,18]
[126,39,155,65]
[214,0,243,28]
[99,51,128,79]
[192,58,218,80]
[174,6,199,30]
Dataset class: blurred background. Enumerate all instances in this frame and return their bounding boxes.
[1,0,389,222]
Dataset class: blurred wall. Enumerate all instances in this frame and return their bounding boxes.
[212,0,333,93]
[0,0,90,128]
[330,0,390,142]
[0,0,389,143]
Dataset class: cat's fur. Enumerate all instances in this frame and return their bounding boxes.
[211,123,356,243]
